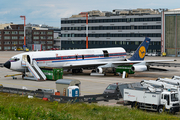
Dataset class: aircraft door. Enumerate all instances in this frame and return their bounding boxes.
[22,55,31,64]
[27,55,31,64]
[103,50,109,57]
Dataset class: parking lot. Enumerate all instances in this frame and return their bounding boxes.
[0,51,180,105]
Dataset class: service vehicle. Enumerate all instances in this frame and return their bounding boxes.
[124,88,179,113]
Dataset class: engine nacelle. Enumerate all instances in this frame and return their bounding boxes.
[96,67,103,74]
[132,65,150,72]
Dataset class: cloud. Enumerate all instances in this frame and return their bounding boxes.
[0,0,180,27]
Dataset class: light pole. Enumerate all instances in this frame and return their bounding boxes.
[86,12,88,49]
[20,16,26,48]
[81,12,89,49]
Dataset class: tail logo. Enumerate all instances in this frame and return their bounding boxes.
[139,46,146,58]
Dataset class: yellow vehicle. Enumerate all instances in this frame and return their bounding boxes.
[24,48,29,52]
[17,47,23,51]
[162,52,166,57]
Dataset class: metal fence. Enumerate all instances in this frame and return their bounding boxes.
[50,93,121,103]
[0,86,120,103]
[0,87,51,99]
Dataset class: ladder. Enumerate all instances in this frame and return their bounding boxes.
[21,56,46,81]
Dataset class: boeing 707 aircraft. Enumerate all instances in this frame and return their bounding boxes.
[4,37,175,78]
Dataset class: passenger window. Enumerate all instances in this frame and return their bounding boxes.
[82,55,84,60]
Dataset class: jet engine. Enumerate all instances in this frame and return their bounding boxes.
[132,65,150,71]
[96,67,103,74]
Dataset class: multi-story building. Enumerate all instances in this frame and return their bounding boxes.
[61,9,161,53]
[0,24,54,51]
[161,9,180,57]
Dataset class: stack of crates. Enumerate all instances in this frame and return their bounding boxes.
[41,67,63,80]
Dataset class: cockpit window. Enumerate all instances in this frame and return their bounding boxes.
[9,57,20,62]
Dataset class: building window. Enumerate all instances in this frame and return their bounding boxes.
[41,41,46,44]
[19,36,24,39]
[4,46,11,50]
[40,31,46,34]
[12,31,18,34]
[47,46,52,49]
[42,45,46,50]
[4,31,10,34]
[0,31,1,34]
[47,36,52,39]
[34,31,39,35]
[19,31,24,34]
[135,41,139,45]
[33,36,39,39]
[0,41,1,44]
[33,41,39,44]
[19,41,24,44]
[40,36,46,39]
[47,41,53,44]
[123,41,126,45]
[0,35,1,39]
[0,46,1,50]
[12,46,16,50]
[4,41,11,44]
[12,36,18,39]
[4,36,10,39]
[47,32,52,35]
[12,41,18,44]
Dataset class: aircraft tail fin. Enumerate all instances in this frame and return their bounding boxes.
[128,37,151,61]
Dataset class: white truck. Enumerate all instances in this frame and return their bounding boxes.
[124,88,179,113]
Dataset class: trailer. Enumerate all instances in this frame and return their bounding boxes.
[124,88,179,113]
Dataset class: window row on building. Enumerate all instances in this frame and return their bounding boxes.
[1,41,53,45]
[33,36,53,40]
[62,25,161,31]
[0,45,53,50]
[3,41,24,45]
[62,33,161,37]
[0,31,24,35]
[61,17,161,24]
[0,36,53,40]
[0,31,53,35]
[62,41,161,46]
[33,41,53,44]
[33,31,53,35]
[0,36,24,40]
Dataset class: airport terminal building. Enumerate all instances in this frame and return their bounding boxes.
[61,9,162,53]
[161,9,180,57]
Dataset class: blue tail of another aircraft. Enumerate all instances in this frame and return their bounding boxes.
[128,37,151,61]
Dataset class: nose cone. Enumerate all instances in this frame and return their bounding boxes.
[4,61,11,69]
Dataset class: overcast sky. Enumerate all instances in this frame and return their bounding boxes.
[0,0,179,27]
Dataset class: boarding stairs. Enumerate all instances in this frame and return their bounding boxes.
[21,55,46,81]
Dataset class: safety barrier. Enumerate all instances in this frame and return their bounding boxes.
[0,86,121,103]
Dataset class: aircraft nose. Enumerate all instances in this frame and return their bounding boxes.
[4,61,11,69]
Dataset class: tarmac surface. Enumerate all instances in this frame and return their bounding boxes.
[0,51,180,106]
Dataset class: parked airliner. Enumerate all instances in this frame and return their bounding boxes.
[4,37,175,76]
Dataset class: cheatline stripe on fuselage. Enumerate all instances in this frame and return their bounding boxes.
[33,52,126,63]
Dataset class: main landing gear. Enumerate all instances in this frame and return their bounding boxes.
[72,69,83,73]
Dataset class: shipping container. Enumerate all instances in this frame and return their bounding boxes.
[41,67,63,80]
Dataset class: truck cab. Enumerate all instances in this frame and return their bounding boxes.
[160,90,179,113]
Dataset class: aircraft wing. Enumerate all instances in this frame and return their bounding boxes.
[63,59,176,68]
[63,61,144,68]
[144,59,176,64]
